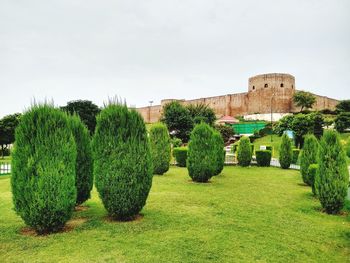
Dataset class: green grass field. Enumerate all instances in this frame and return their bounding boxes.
[253,135,282,157]
[0,166,349,262]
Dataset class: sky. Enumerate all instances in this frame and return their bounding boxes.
[1,0,349,117]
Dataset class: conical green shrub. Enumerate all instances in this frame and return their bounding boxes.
[11,104,76,234]
[300,134,319,186]
[68,114,93,205]
[187,123,216,182]
[279,134,293,169]
[237,136,252,167]
[213,130,225,175]
[315,131,349,214]
[149,123,171,175]
[92,103,153,220]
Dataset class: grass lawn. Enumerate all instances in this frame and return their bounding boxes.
[0,156,11,164]
[0,166,349,262]
[253,135,282,157]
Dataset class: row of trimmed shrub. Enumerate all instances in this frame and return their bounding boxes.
[298,132,349,214]
[12,103,159,234]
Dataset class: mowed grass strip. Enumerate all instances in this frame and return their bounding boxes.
[0,166,349,262]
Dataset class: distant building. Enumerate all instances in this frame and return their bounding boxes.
[137,73,339,123]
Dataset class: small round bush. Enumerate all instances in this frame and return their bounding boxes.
[11,104,76,234]
[92,103,153,220]
[279,134,293,169]
[308,164,318,195]
[173,147,188,167]
[315,131,349,214]
[300,134,319,186]
[149,123,171,175]
[187,123,216,182]
[213,131,225,175]
[256,150,272,167]
[68,114,93,205]
[291,149,300,164]
[237,136,252,167]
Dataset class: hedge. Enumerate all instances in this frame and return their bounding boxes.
[279,134,293,169]
[237,136,252,167]
[300,134,319,186]
[173,147,188,167]
[256,150,272,167]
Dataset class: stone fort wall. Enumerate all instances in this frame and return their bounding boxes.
[136,73,339,123]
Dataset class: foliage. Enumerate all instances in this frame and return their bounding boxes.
[308,164,318,195]
[335,100,350,113]
[345,137,350,158]
[187,123,216,182]
[170,137,182,148]
[161,101,193,143]
[299,134,319,186]
[11,104,76,234]
[310,112,324,139]
[255,150,272,167]
[0,113,21,157]
[273,114,294,136]
[279,134,293,169]
[149,123,171,175]
[68,114,93,205]
[187,103,216,126]
[212,131,225,175]
[315,131,349,214]
[293,91,316,111]
[291,114,313,148]
[335,112,350,133]
[173,147,188,167]
[61,100,100,135]
[291,149,300,164]
[214,124,234,143]
[237,136,252,167]
[92,103,153,220]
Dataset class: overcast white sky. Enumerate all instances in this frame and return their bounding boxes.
[1,0,349,117]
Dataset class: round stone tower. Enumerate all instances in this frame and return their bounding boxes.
[247,73,295,114]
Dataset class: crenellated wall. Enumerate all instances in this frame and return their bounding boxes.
[136,73,339,123]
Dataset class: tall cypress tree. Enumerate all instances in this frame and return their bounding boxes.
[237,136,252,167]
[299,134,319,186]
[279,133,293,169]
[315,131,349,214]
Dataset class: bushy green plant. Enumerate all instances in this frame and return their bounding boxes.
[345,137,350,158]
[315,131,349,214]
[170,137,182,148]
[279,134,293,169]
[255,150,272,167]
[92,103,153,220]
[214,124,234,143]
[11,104,76,234]
[237,136,252,167]
[149,123,171,175]
[173,147,188,167]
[300,134,319,186]
[213,131,225,175]
[308,164,318,195]
[292,149,300,164]
[187,123,216,182]
[68,114,93,205]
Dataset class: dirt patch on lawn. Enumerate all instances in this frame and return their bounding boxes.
[20,217,88,237]
[75,205,89,212]
[105,213,144,223]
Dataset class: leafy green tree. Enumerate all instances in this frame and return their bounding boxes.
[149,123,171,175]
[279,134,293,169]
[187,103,216,126]
[187,123,216,182]
[0,113,21,157]
[335,112,350,133]
[11,105,76,234]
[213,130,225,175]
[300,134,319,186]
[214,124,235,143]
[61,100,100,135]
[291,114,313,148]
[92,103,153,220]
[237,136,252,167]
[68,114,93,205]
[335,100,350,113]
[173,147,188,167]
[293,91,316,112]
[161,101,193,143]
[273,114,294,136]
[315,131,349,214]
